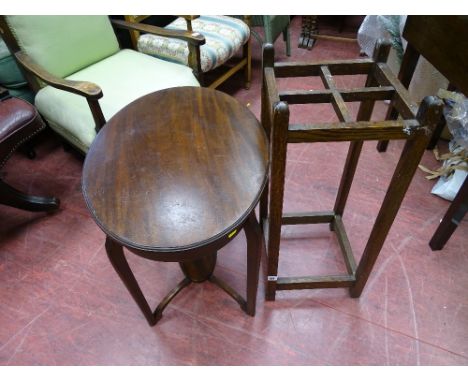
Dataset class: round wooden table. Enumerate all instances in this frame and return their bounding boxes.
[82,86,268,326]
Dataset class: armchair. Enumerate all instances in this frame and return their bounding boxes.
[125,15,251,89]
[249,16,291,56]
[0,16,205,153]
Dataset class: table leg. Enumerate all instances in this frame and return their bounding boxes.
[208,211,263,316]
[106,220,262,325]
[105,236,157,326]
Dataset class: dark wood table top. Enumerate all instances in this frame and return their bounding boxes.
[82,86,268,253]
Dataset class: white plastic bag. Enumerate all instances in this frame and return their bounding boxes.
[427,141,467,202]
[357,15,403,74]
[431,168,467,201]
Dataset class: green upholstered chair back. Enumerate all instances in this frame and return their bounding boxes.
[0,37,35,103]
[4,16,120,78]
[0,37,27,87]
[251,16,290,43]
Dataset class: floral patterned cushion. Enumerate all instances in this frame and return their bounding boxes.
[137,16,250,73]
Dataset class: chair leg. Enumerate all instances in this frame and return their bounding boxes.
[250,29,263,46]
[429,176,468,250]
[283,28,291,57]
[0,178,59,212]
[19,140,37,159]
[198,72,206,87]
[243,38,252,90]
[376,140,390,152]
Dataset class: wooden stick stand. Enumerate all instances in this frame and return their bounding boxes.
[260,41,443,301]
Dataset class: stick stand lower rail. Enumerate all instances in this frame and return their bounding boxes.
[260,41,443,301]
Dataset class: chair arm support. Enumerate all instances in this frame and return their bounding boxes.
[15,51,103,100]
[15,51,106,132]
[110,19,205,47]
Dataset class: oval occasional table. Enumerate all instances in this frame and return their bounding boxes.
[82,86,268,326]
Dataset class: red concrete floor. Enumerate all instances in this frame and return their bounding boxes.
[1,16,467,366]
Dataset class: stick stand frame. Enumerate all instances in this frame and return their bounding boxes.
[260,41,443,301]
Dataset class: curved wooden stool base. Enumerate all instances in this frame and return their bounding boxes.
[105,210,262,326]
[153,278,191,325]
[208,275,247,313]
[153,272,254,326]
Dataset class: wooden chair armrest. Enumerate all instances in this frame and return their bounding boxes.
[15,51,106,132]
[15,51,103,99]
[111,19,205,47]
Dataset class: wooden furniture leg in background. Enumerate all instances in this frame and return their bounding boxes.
[298,16,318,49]
[429,176,468,250]
[298,16,357,51]
[0,179,59,212]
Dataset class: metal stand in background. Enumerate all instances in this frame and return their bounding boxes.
[298,16,357,50]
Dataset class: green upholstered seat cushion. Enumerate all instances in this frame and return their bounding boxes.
[4,16,120,78]
[34,49,199,152]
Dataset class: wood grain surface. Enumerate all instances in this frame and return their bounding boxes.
[83,86,268,252]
